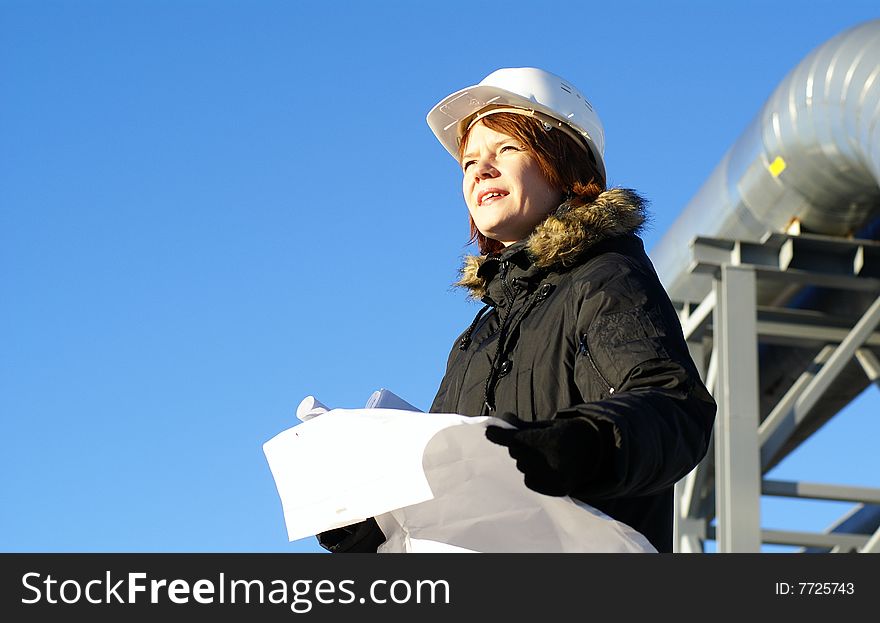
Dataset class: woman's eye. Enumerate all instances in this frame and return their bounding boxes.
[500,145,521,153]
[462,160,476,171]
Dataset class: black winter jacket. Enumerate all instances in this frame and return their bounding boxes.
[429,189,716,552]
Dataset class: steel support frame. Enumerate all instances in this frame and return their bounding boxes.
[672,232,880,553]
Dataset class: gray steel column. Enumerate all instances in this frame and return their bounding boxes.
[714,265,762,552]
[675,335,712,552]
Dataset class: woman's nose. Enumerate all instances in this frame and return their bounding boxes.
[473,158,498,180]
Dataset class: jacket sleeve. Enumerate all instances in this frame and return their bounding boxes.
[561,252,716,502]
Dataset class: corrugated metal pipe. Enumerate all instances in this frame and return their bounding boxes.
[653,19,880,303]
[652,19,880,486]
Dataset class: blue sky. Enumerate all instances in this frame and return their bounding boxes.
[2,1,878,553]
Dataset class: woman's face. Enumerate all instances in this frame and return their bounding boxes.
[461,121,562,247]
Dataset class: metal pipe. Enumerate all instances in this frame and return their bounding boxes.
[652,20,880,496]
[653,19,880,304]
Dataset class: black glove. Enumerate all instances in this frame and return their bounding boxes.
[485,413,603,497]
[317,517,386,553]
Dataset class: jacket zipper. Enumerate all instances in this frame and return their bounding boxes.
[579,333,615,395]
[482,261,514,414]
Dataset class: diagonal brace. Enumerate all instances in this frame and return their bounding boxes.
[759,295,880,468]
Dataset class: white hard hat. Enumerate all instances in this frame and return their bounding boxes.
[426,67,606,183]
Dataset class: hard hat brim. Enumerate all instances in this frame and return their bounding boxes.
[426,83,605,183]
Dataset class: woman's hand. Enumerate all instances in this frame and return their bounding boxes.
[317,518,386,553]
[485,413,604,496]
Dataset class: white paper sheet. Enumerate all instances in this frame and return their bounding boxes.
[263,396,655,553]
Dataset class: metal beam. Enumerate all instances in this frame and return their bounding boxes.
[860,528,880,553]
[762,479,880,504]
[757,346,834,468]
[855,348,880,384]
[756,320,880,348]
[673,302,880,348]
[802,504,880,553]
[680,290,716,342]
[691,233,880,290]
[680,439,714,518]
[704,526,871,550]
[760,529,870,550]
[714,265,762,552]
[705,346,718,400]
[674,516,706,553]
[674,337,714,553]
[759,295,880,468]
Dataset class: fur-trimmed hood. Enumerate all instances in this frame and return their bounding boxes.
[456,188,648,299]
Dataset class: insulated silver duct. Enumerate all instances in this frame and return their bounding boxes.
[653,19,880,303]
[652,19,880,447]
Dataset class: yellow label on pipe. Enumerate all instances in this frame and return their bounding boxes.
[769,156,787,177]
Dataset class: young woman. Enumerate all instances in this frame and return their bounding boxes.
[320,67,715,553]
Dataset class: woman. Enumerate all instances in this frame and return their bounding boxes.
[320,67,715,553]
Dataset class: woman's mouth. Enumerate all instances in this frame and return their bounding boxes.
[478,189,509,206]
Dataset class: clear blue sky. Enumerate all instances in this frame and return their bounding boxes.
[2,0,878,553]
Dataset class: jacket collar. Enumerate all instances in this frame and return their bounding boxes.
[456,188,647,300]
